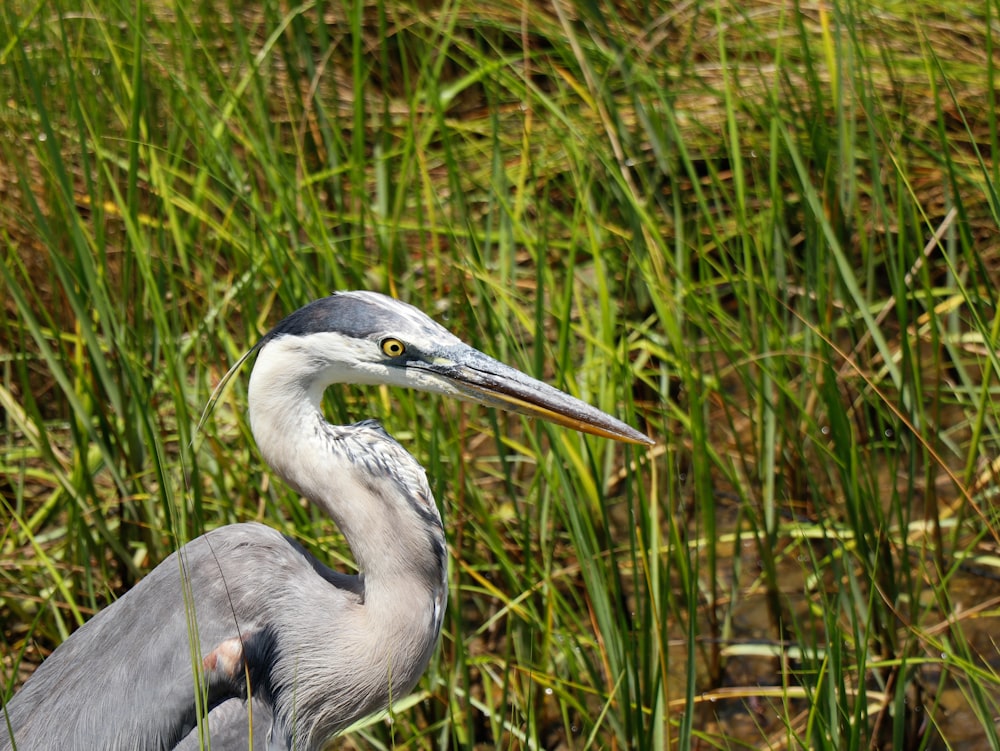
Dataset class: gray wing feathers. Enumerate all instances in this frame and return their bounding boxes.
[174,698,283,751]
[1,523,338,751]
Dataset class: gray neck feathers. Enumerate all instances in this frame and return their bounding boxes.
[247,342,449,746]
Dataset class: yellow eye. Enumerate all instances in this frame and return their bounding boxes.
[380,338,406,357]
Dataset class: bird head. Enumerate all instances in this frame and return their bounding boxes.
[243,290,651,446]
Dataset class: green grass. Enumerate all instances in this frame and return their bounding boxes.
[2,0,999,748]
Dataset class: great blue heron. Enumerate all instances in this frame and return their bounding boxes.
[2,290,650,750]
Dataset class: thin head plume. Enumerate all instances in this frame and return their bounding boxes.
[191,341,263,450]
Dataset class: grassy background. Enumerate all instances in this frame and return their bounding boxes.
[2,0,999,748]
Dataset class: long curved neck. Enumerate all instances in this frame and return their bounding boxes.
[247,341,447,609]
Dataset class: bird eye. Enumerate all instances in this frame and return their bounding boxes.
[380,338,406,358]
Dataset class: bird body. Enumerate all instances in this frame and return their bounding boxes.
[2,291,649,750]
[3,425,442,750]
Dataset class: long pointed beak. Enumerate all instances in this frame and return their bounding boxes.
[424,347,653,446]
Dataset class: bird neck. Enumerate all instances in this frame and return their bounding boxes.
[247,349,448,612]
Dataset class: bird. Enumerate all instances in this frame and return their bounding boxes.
[1,290,651,750]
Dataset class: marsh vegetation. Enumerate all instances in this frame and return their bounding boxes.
[2,0,999,748]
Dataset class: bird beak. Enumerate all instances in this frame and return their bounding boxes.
[426,348,653,446]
